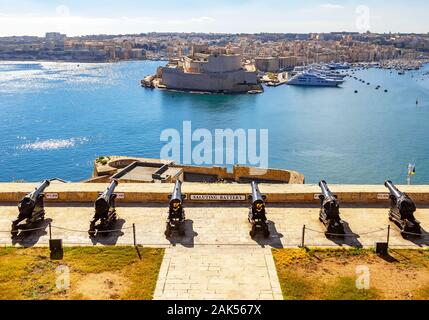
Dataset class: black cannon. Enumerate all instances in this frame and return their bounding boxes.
[165,180,186,237]
[89,180,118,236]
[11,180,50,236]
[248,181,269,238]
[385,180,421,235]
[318,180,344,235]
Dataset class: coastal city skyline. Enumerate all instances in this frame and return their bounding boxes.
[2,0,429,307]
[1,0,429,36]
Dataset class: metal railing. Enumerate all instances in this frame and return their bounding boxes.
[1,222,429,248]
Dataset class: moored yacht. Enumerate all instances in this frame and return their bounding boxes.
[287,72,343,87]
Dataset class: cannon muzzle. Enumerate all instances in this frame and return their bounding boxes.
[319,180,333,198]
[18,180,50,216]
[384,180,419,234]
[248,181,269,238]
[384,180,403,199]
[169,180,184,213]
[250,181,264,203]
[170,180,183,203]
[249,181,266,214]
[26,180,50,203]
[95,180,118,215]
[318,180,343,233]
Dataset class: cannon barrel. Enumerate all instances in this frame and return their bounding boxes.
[170,180,183,205]
[384,180,403,199]
[319,180,333,198]
[19,180,50,212]
[384,180,419,233]
[250,181,264,203]
[95,180,118,212]
[25,180,50,203]
[318,180,342,234]
[17,179,50,220]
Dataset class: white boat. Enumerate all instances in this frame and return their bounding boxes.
[287,72,343,87]
[307,67,346,80]
[292,64,347,80]
[327,62,350,70]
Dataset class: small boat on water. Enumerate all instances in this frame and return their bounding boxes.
[287,72,344,87]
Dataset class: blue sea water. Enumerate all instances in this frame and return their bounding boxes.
[0,60,428,184]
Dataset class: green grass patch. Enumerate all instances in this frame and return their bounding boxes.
[324,277,379,300]
[273,248,429,300]
[0,246,164,300]
[276,269,314,300]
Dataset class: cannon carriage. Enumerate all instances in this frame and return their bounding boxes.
[248,181,270,238]
[11,180,50,236]
[165,180,186,237]
[318,180,345,236]
[384,180,421,236]
[89,180,118,236]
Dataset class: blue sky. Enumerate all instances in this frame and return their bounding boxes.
[0,0,428,36]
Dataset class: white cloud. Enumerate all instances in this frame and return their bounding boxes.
[320,4,344,10]
[190,16,216,23]
[0,14,216,36]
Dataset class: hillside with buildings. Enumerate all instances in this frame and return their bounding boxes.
[1,32,429,64]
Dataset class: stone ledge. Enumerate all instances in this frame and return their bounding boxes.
[0,183,428,204]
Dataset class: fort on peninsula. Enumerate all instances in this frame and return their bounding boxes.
[142,44,263,94]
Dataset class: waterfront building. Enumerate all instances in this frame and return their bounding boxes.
[157,46,262,93]
[254,57,280,72]
[254,56,299,72]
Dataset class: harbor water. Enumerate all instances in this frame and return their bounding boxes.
[0,60,429,184]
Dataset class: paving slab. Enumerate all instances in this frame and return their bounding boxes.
[1,203,428,248]
[153,246,283,300]
[2,203,429,300]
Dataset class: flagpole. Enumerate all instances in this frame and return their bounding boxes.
[407,163,415,185]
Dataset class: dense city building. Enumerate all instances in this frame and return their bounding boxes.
[1,32,428,65]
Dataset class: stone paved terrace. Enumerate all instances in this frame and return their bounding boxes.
[1,203,429,247]
[1,183,429,300]
[153,247,283,300]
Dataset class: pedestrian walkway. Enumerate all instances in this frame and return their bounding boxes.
[153,246,283,300]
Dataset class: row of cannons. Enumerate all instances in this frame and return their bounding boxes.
[10,178,422,239]
[317,180,420,237]
[11,179,121,237]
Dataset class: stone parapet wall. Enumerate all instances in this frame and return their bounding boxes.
[0,183,428,204]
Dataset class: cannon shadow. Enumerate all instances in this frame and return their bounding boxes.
[399,225,429,247]
[11,218,52,247]
[326,220,363,248]
[251,220,284,249]
[90,218,126,246]
[166,219,198,248]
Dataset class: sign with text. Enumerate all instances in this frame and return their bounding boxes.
[45,193,59,200]
[116,193,125,199]
[189,194,247,201]
[377,193,390,200]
